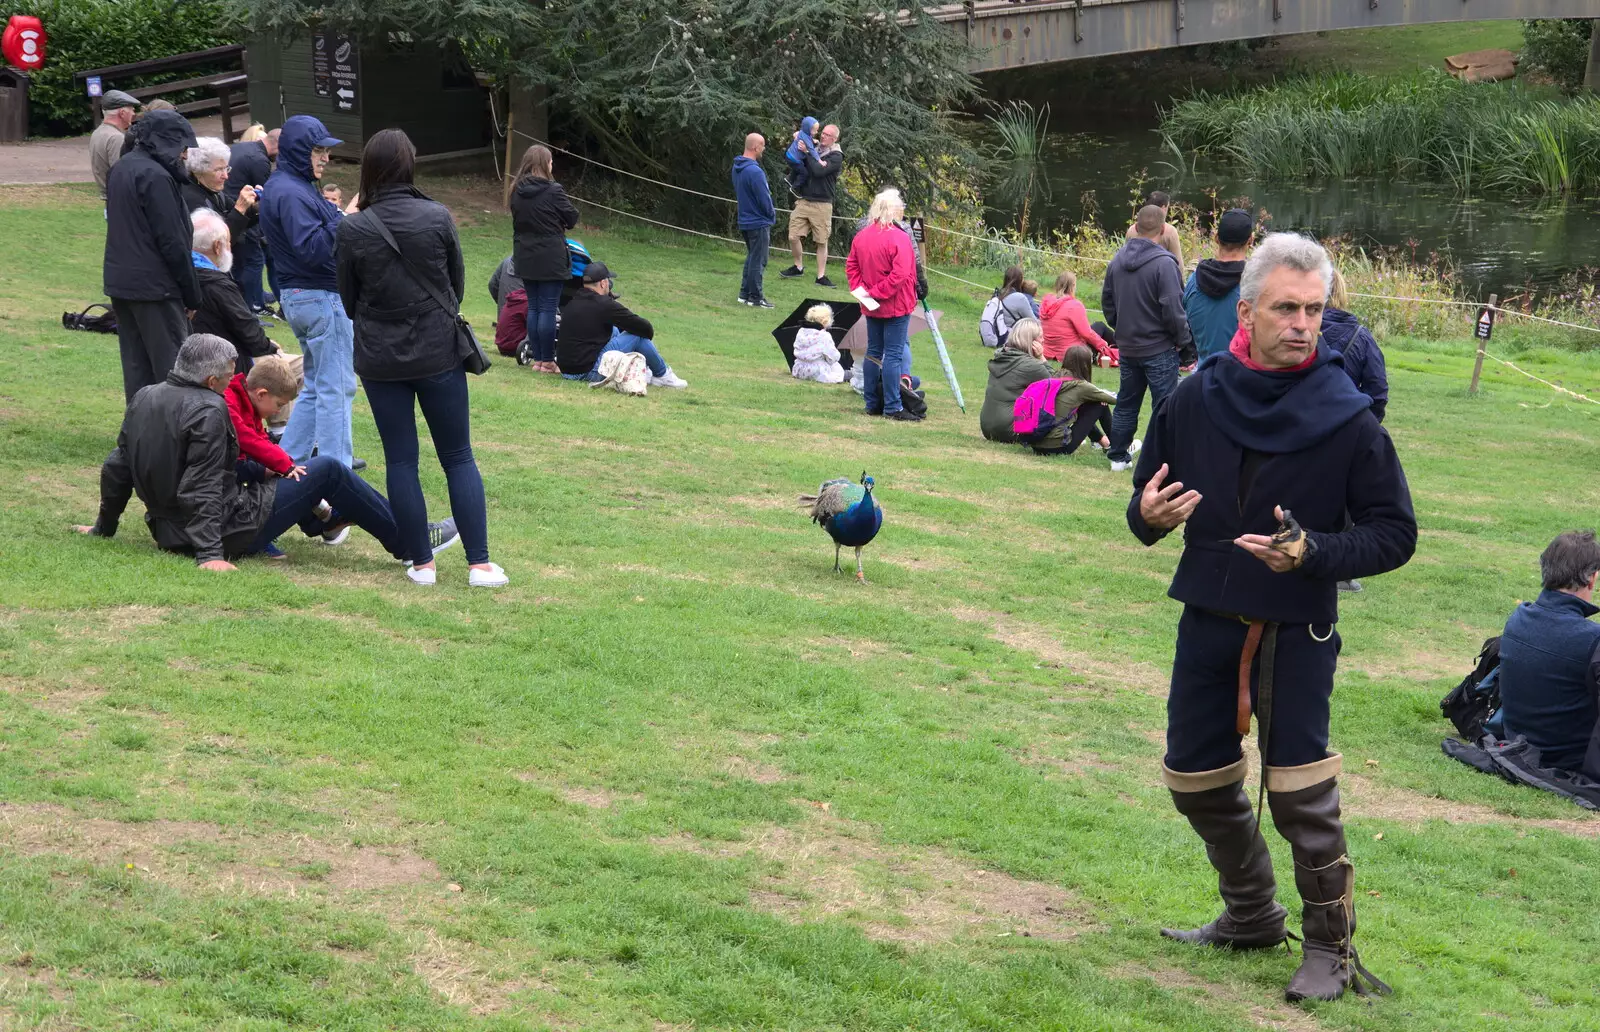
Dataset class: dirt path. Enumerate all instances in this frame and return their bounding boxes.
[0,114,249,186]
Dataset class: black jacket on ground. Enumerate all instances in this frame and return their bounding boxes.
[104,111,202,309]
[510,177,580,282]
[556,289,654,375]
[797,147,843,204]
[337,185,467,382]
[1127,346,1416,625]
[94,371,276,563]
[1101,236,1193,362]
[190,267,275,371]
[181,179,254,246]
[224,140,273,245]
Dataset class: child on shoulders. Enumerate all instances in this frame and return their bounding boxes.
[791,303,845,384]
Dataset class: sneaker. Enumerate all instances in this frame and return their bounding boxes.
[650,368,689,389]
[262,541,288,560]
[469,563,510,588]
[1129,439,1143,457]
[1110,460,1136,472]
[351,458,368,471]
[778,265,803,278]
[885,409,924,422]
[426,517,460,557]
[406,565,437,586]
[321,522,352,546]
[814,275,836,288]
[1338,580,1364,593]
[737,296,753,306]
[753,298,775,309]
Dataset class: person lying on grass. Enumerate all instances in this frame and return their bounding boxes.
[74,334,457,572]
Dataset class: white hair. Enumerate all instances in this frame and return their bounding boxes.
[1240,232,1333,305]
[1005,317,1043,353]
[190,208,230,254]
[186,136,232,175]
[867,188,905,228]
[173,334,237,383]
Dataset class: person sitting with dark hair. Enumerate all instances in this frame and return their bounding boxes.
[555,263,688,388]
[73,334,456,572]
[1495,530,1600,780]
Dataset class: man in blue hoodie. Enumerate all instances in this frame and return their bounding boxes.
[732,133,776,309]
[1128,234,1415,1005]
[1183,208,1253,362]
[1102,205,1195,472]
[260,116,356,468]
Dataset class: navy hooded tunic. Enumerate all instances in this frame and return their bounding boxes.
[1127,346,1417,625]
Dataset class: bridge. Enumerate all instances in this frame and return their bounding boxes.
[931,0,1600,73]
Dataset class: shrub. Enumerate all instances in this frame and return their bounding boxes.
[1521,19,1594,92]
[14,0,237,136]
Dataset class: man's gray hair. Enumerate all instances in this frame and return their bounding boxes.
[191,207,230,254]
[1239,232,1333,305]
[186,136,232,175]
[174,334,237,383]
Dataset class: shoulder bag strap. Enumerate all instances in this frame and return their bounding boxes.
[365,206,461,317]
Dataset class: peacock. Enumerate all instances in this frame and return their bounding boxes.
[798,472,883,583]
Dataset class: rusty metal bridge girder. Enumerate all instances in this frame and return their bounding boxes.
[931,0,1600,73]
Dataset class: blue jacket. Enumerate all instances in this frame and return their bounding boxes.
[1128,346,1414,624]
[732,156,775,230]
[1320,307,1389,422]
[1498,589,1600,777]
[260,116,343,292]
[1182,258,1244,361]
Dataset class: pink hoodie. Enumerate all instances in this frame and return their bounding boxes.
[1039,293,1109,361]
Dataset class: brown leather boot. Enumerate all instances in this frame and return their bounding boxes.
[1266,758,1391,1003]
[1160,759,1289,950]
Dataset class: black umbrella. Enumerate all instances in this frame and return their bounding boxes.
[771,298,862,371]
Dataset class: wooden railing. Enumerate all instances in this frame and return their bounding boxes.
[75,44,249,142]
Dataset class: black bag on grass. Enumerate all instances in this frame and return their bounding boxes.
[899,375,928,419]
[63,303,117,334]
[1440,636,1501,740]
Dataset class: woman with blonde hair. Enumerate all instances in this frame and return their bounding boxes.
[509,143,579,373]
[791,303,844,383]
[239,123,267,143]
[845,188,920,420]
[979,317,1051,441]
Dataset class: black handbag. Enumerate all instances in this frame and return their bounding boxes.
[63,303,117,334]
[365,208,492,375]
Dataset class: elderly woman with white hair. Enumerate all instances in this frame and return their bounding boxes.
[188,207,280,374]
[181,135,258,244]
[845,187,922,421]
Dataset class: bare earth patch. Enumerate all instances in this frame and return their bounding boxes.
[655,812,1093,945]
[0,803,444,895]
[1341,773,1600,838]
[1108,962,1325,1031]
[722,754,787,785]
[558,786,642,809]
[407,928,533,1017]
[947,605,1169,695]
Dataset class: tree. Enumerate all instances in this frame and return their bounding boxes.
[1521,19,1594,92]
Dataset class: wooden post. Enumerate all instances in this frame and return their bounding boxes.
[1469,292,1496,394]
[501,106,515,209]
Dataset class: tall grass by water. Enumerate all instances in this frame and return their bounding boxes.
[1161,71,1600,196]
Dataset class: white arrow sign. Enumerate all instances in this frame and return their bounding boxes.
[336,88,355,101]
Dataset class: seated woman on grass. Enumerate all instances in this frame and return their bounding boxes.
[1039,270,1112,363]
[1020,344,1117,457]
[979,318,1051,443]
[791,303,845,384]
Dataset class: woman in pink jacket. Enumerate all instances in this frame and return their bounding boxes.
[1038,270,1111,362]
[845,188,920,420]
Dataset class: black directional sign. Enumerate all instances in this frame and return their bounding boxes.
[329,32,359,115]
[311,31,331,98]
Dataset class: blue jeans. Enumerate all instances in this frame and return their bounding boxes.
[278,288,357,468]
[562,329,668,382]
[249,456,403,558]
[863,314,911,415]
[232,235,267,310]
[1108,349,1180,463]
[363,368,491,566]
[522,278,565,363]
[741,227,770,300]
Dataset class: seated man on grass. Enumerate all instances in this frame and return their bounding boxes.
[1496,530,1600,779]
[74,334,456,572]
[555,263,688,388]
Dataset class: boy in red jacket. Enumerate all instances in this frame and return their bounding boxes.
[224,356,329,558]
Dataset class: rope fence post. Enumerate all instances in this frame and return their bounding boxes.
[501,108,516,209]
[1469,293,1496,394]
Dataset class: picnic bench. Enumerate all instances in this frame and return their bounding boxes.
[75,44,250,142]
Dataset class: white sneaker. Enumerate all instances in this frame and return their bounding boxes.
[320,525,351,546]
[1130,439,1143,456]
[650,368,688,389]
[469,563,509,588]
[406,565,437,585]
[1110,459,1136,472]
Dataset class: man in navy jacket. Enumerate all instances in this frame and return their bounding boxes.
[1128,233,1416,1004]
[732,133,775,309]
[260,116,356,468]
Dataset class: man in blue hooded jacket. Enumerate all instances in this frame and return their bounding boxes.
[1128,233,1416,1005]
[732,133,776,309]
[260,116,356,468]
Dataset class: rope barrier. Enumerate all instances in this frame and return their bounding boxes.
[1480,351,1600,406]
[920,222,1110,265]
[1489,307,1600,335]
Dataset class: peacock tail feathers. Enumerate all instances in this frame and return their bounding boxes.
[798,477,864,525]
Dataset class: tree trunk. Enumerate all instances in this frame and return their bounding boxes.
[1587,20,1600,92]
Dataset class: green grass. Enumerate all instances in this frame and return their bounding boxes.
[1270,21,1525,78]
[2,179,1600,1031]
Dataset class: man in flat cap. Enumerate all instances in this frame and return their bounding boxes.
[91,90,140,200]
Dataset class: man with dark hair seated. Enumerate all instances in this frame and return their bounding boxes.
[73,334,455,572]
[1496,530,1600,778]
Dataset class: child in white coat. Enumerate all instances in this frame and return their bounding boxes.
[791,303,845,384]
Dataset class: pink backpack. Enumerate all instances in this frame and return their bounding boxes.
[1013,377,1073,440]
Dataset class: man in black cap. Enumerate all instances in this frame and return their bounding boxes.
[554,263,688,388]
[103,108,203,402]
[90,90,140,201]
[1183,208,1254,362]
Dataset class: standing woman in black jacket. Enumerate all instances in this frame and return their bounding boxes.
[336,129,503,588]
[508,144,579,373]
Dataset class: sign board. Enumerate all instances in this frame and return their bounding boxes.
[85,75,101,98]
[329,32,359,114]
[312,31,331,97]
[1475,305,1495,341]
[907,216,925,243]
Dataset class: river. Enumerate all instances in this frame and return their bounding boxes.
[987,115,1600,300]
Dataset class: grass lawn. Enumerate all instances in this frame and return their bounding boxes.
[1268,21,1525,77]
[2,178,1598,1032]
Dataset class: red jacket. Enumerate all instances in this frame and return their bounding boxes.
[224,373,295,475]
[1039,293,1109,361]
[845,223,917,319]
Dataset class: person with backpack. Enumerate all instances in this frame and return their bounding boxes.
[1018,345,1118,456]
[979,318,1050,443]
[978,266,1038,350]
